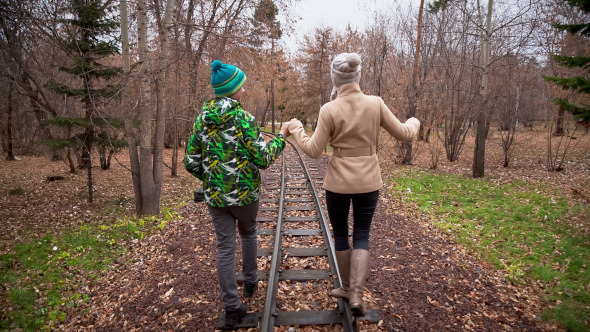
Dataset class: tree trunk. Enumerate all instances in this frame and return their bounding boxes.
[271,78,275,133]
[377,38,387,96]
[107,149,114,169]
[171,118,178,177]
[81,58,94,203]
[137,0,159,215]
[64,126,76,172]
[271,38,276,133]
[171,22,181,178]
[153,0,176,201]
[87,160,93,202]
[73,147,81,168]
[403,0,425,165]
[6,83,16,161]
[472,0,493,178]
[67,148,76,173]
[484,113,493,138]
[260,91,271,127]
[120,0,143,213]
[99,145,107,169]
[98,145,112,170]
[554,105,565,136]
[21,74,59,160]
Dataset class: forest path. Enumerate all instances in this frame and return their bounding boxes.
[62,156,560,331]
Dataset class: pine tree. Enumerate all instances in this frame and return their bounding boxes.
[44,0,121,202]
[543,0,590,125]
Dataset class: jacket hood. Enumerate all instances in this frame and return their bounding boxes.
[202,97,238,125]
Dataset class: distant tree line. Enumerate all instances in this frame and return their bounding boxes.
[0,0,587,214]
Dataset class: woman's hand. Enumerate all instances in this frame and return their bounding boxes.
[280,121,291,137]
[288,118,303,131]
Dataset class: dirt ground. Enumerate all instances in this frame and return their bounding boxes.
[1,128,588,331]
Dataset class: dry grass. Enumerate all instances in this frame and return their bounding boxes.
[0,149,196,254]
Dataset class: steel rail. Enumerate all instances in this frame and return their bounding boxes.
[259,141,286,332]
[293,146,356,332]
[245,132,363,331]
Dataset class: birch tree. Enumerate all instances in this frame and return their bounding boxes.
[121,0,175,216]
[472,0,493,178]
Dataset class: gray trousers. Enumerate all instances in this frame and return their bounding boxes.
[207,201,259,311]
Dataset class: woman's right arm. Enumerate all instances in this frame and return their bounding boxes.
[288,108,332,159]
[379,98,420,141]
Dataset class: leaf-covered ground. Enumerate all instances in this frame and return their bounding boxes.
[1,129,588,331]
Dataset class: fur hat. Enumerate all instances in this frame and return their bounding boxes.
[210,60,247,97]
[330,53,362,100]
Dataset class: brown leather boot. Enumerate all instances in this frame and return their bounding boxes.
[330,249,352,299]
[349,249,370,316]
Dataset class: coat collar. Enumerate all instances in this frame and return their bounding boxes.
[335,83,362,99]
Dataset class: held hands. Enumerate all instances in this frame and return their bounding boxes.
[280,121,291,137]
[279,118,303,137]
[290,118,303,130]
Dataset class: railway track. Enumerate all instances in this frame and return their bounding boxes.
[216,134,380,331]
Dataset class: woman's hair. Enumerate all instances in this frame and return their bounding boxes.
[330,53,362,100]
[333,53,361,73]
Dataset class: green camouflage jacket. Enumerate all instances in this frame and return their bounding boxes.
[184,97,286,207]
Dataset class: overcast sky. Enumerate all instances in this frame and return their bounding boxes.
[280,0,413,51]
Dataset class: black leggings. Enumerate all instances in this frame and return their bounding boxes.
[325,190,379,251]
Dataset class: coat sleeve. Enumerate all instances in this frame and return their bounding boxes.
[240,115,286,169]
[379,98,420,141]
[184,118,204,180]
[287,106,332,159]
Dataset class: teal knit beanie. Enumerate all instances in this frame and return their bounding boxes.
[211,60,247,97]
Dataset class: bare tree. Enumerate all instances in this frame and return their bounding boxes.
[4,80,16,160]
[184,0,222,115]
[361,17,390,98]
[153,0,176,201]
[402,0,425,164]
[430,0,538,176]
[119,0,144,213]
[0,1,61,159]
[429,3,479,162]
[491,53,544,167]
[122,0,175,215]
[298,26,336,128]
[545,113,581,172]
[471,0,494,178]
[137,0,157,214]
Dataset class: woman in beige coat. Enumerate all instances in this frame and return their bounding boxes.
[287,53,420,317]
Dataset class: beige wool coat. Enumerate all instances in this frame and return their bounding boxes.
[288,83,420,194]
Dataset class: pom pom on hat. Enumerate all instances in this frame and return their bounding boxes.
[211,59,223,71]
[330,53,362,100]
[210,60,247,97]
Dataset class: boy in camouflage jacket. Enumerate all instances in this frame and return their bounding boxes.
[184,60,289,328]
